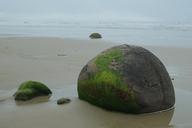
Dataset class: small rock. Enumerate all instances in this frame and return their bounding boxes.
[57,98,71,105]
[89,33,102,39]
[172,78,174,80]
[57,54,66,57]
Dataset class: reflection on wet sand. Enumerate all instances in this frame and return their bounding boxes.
[15,95,51,105]
[71,98,174,128]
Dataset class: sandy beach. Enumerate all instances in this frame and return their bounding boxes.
[0,37,192,128]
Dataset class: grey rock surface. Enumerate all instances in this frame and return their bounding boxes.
[78,44,175,114]
[57,98,71,105]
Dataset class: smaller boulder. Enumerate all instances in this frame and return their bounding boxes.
[14,81,52,101]
[57,97,71,105]
[89,33,102,39]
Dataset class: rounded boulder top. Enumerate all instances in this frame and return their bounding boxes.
[78,44,175,114]
[14,81,52,101]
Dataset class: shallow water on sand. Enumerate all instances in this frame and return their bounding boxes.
[0,86,192,128]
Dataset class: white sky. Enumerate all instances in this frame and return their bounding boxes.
[0,0,191,21]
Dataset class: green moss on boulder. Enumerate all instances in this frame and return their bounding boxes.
[14,81,52,101]
[78,44,175,114]
[89,33,102,39]
[78,48,140,113]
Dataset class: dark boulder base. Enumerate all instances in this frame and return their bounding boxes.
[14,81,52,101]
[78,44,175,114]
[89,33,102,39]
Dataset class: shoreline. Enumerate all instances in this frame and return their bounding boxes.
[1,36,192,48]
[0,37,192,128]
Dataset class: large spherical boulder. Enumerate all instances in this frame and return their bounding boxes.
[89,33,102,39]
[14,81,52,101]
[78,44,175,114]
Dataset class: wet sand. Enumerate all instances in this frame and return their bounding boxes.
[0,37,192,128]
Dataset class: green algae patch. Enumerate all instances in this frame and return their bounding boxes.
[78,48,140,114]
[14,81,52,101]
[78,73,140,113]
[95,49,123,70]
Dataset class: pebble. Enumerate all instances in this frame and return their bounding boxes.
[57,98,71,105]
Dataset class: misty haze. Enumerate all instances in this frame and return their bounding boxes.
[0,0,192,128]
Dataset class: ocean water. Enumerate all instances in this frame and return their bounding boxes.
[0,19,192,47]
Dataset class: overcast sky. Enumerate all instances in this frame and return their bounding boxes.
[0,0,191,21]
